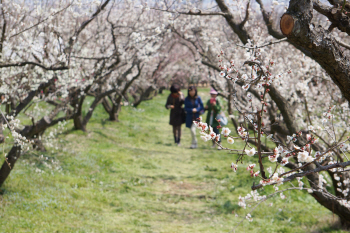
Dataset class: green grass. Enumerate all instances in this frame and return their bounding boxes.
[0,89,345,232]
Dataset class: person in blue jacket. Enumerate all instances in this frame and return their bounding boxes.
[184,85,204,149]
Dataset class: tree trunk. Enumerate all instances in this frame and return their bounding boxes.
[74,114,86,132]
[5,104,10,114]
[113,95,123,122]
[110,104,119,122]
[102,97,118,121]
[0,122,4,144]
[281,0,350,103]
[341,219,350,230]
[32,138,46,152]
[0,146,21,187]
[215,0,250,44]
[101,97,111,114]
[133,86,156,108]
[158,86,166,94]
[305,165,350,229]
[0,114,74,187]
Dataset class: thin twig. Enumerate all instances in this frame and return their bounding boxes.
[236,38,288,49]
[9,3,72,39]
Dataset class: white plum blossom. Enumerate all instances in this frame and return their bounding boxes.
[271,173,284,184]
[280,193,286,199]
[268,154,278,162]
[308,125,315,132]
[286,135,293,143]
[221,127,231,137]
[155,27,161,34]
[200,132,211,142]
[298,180,304,189]
[195,122,208,131]
[247,164,256,170]
[297,151,314,163]
[193,121,201,129]
[297,151,308,162]
[242,74,248,80]
[209,127,216,139]
[227,137,234,144]
[245,148,256,157]
[215,134,220,142]
[201,123,209,131]
[305,156,314,163]
[238,196,246,209]
[253,171,260,177]
[246,213,253,222]
[281,158,289,166]
[231,162,238,172]
[306,134,312,141]
[237,127,248,138]
[242,84,250,91]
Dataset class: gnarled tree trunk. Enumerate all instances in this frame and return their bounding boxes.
[74,114,86,132]
[0,146,20,187]
[102,97,119,121]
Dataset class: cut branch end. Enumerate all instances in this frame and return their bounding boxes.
[280,14,294,36]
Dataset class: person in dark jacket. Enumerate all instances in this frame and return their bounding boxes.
[184,85,204,149]
[165,84,184,145]
[205,88,222,149]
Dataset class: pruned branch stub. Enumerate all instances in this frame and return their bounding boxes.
[280,13,295,36]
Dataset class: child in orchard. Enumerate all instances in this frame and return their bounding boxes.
[205,88,222,149]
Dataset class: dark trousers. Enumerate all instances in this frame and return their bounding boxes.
[173,125,182,143]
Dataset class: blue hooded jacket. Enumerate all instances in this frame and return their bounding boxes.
[184,96,204,128]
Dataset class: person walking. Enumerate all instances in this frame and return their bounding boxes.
[205,88,222,149]
[165,84,184,145]
[184,85,204,149]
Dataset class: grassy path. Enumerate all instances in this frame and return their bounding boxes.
[0,89,344,232]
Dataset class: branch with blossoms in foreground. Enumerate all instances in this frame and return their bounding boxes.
[193,47,350,226]
[230,186,341,231]
[194,116,350,187]
[195,52,350,182]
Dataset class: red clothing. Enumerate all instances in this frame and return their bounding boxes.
[171,93,179,99]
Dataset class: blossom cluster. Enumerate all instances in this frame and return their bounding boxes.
[238,190,267,210]
[4,115,33,149]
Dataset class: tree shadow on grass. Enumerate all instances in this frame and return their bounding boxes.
[100,119,107,128]
[311,220,348,233]
[213,200,240,214]
[93,130,115,142]
[155,141,173,146]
